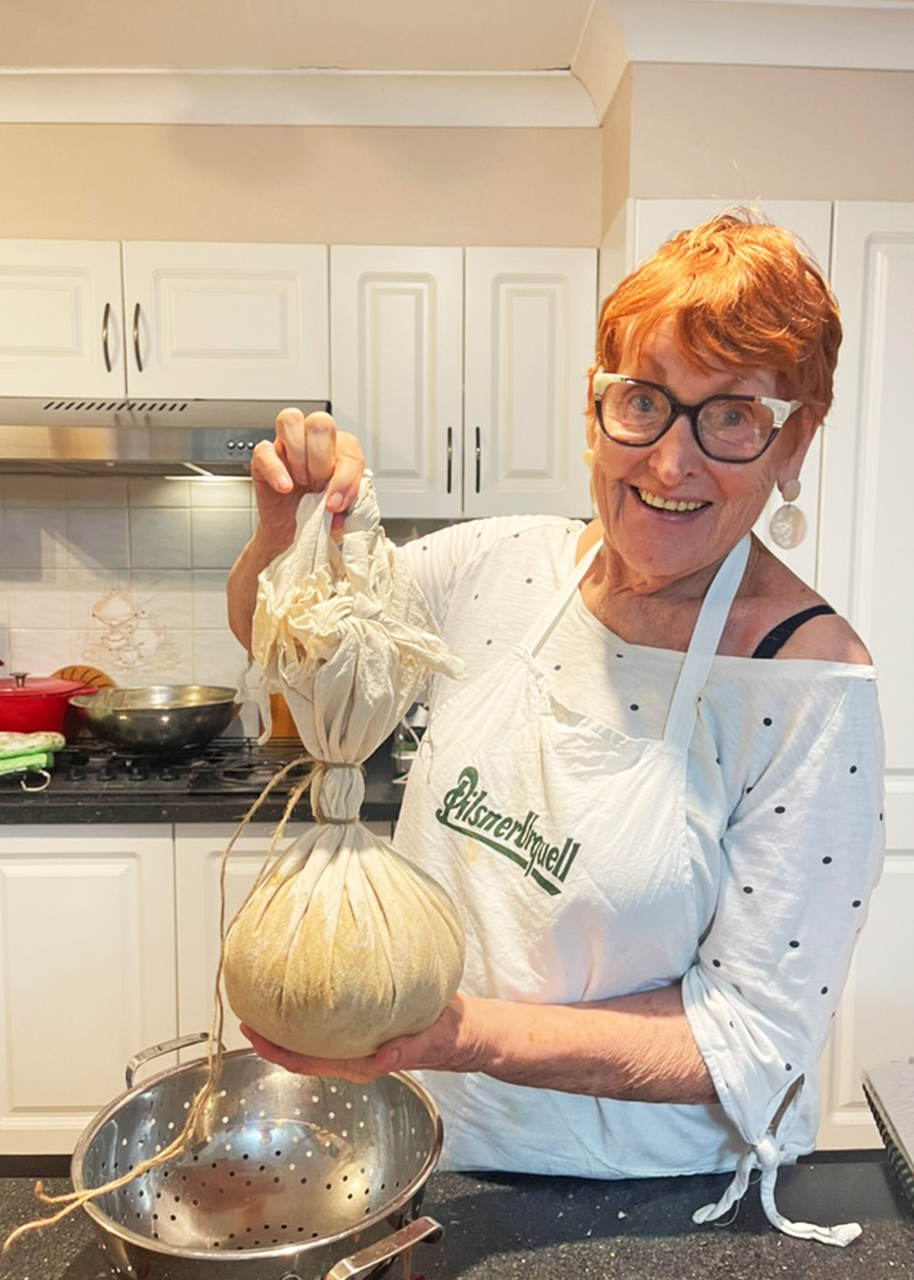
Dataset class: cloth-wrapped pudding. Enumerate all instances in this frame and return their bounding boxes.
[225,478,466,1057]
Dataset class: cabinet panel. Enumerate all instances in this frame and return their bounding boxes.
[330,246,463,518]
[817,852,914,1149]
[598,199,833,587]
[0,240,125,396]
[812,202,914,1148]
[123,242,329,399]
[464,248,596,519]
[0,826,175,1155]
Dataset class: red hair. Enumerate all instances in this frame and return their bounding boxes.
[597,209,842,420]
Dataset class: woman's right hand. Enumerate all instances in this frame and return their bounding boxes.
[250,408,365,550]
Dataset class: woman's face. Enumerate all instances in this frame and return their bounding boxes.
[586,322,815,594]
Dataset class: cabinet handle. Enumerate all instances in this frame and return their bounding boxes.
[132,302,144,373]
[475,427,481,494]
[102,302,113,373]
[446,426,453,494]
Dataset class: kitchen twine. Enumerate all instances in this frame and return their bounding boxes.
[2,755,362,1254]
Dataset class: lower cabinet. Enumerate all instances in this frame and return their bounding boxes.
[0,825,177,1156]
[0,815,896,1155]
[0,821,395,1155]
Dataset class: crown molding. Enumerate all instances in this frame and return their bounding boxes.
[0,68,600,128]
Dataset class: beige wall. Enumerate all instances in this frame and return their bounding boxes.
[0,124,601,246]
[627,64,914,209]
[600,67,632,238]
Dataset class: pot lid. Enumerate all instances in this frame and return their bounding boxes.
[0,671,96,698]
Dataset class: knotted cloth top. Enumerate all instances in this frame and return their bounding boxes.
[243,476,464,790]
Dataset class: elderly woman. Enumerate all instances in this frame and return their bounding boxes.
[227,212,885,1246]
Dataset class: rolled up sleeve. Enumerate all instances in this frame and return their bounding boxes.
[682,675,886,1152]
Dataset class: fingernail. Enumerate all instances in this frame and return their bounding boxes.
[277,476,292,492]
[326,492,343,512]
[386,1047,401,1068]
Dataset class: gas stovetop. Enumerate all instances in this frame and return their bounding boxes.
[38,737,311,794]
[0,736,402,824]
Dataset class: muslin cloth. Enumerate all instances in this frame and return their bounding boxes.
[225,477,466,1057]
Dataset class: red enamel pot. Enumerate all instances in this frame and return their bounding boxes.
[0,672,98,735]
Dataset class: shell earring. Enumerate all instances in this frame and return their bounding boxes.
[769,478,807,549]
[583,448,594,468]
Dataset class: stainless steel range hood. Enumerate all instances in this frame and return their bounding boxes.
[0,397,331,476]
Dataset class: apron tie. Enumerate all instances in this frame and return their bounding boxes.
[692,1134,862,1246]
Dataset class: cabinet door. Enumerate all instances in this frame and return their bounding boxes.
[175,823,394,1056]
[0,240,126,397]
[331,246,464,519]
[0,825,176,1155]
[599,199,833,588]
[815,202,914,1150]
[464,248,596,520]
[123,242,329,400]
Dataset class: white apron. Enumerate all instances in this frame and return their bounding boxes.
[395,532,751,1178]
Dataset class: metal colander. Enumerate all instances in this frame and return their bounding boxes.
[71,1035,443,1280]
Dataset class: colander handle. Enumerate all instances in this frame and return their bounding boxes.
[320,1215,444,1280]
[125,1033,219,1088]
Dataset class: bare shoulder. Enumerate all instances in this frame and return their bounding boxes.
[736,542,874,666]
[774,612,873,665]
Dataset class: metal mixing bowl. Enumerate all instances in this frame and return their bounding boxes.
[71,1036,444,1280]
[69,684,240,752]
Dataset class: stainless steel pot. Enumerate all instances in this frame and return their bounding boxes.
[69,684,240,752]
[71,1035,444,1280]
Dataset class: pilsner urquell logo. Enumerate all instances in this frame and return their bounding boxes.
[435,765,580,896]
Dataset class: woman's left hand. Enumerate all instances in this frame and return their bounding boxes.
[239,995,491,1083]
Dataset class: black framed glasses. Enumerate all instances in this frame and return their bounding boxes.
[592,372,801,464]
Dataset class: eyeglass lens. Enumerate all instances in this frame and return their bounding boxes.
[601,381,775,461]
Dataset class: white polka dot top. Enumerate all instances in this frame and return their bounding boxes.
[400,514,886,1202]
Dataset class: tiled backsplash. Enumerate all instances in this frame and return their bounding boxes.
[0,474,453,734]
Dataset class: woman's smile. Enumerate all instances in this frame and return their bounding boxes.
[633,486,711,514]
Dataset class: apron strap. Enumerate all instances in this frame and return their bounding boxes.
[663,534,751,748]
[522,539,603,657]
[520,530,751,751]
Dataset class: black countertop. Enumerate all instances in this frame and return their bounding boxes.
[1,1156,912,1279]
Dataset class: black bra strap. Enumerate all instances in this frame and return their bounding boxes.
[751,604,837,659]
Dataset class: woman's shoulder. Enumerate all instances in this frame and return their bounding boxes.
[734,540,873,667]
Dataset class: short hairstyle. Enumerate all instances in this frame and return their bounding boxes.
[596,209,842,420]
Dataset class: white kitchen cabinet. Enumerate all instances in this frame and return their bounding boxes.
[330,246,465,518]
[598,199,833,588]
[0,240,329,401]
[174,821,394,1056]
[0,825,177,1155]
[0,239,125,397]
[814,201,914,1151]
[331,246,597,519]
[123,242,328,400]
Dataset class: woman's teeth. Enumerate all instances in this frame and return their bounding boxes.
[637,488,707,513]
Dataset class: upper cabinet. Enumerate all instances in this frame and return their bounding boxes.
[330,246,465,518]
[331,245,597,520]
[0,240,329,401]
[0,240,125,398]
[123,243,328,400]
[599,199,834,589]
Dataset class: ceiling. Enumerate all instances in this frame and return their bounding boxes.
[3,0,913,129]
[5,0,595,72]
[4,0,913,72]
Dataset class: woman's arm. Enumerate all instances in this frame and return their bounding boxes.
[226,408,364,652]
[241,982,717,1104]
